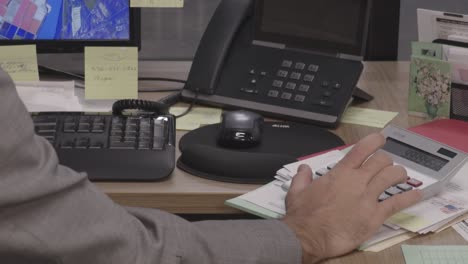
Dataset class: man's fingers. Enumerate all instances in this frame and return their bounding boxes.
[287,164,313,199]
[337,133,386,169]
[378,190,423,220]
[360,151,393,182]
[367,165,407,197]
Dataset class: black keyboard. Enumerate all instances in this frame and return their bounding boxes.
[32,112,176,181]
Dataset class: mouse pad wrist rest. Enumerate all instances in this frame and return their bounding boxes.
[177,122,344,184]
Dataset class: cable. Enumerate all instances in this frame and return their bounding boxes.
[138,77,187,84]
[174,90,199,119]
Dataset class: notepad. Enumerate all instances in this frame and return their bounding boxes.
[402,245,468,263]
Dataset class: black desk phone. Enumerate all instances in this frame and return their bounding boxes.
[181,0,373,127]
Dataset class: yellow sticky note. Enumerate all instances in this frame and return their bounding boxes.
[388,212,431,232]
[131,0,184,8]
[341,107,398,128]
[0,45,39,82]
[170,107,222,130]
[85,47,138,100]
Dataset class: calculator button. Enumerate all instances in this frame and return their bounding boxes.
[298,84,310,92]
[294,95,305,102]
[396,183,413,192]
[385,187,402,196]
[282,60,293,68]
[290,72,301,80]
[281,92,292,100]
[285,82,297,90]
[308,64,319,72]
[277,70,288,78]
[304,74,315,82]
[295,62,306,70]
[267,90,280,98]
[315,168,329,176]
[327,162,337,170]
[407,178,423,187]
[378,193,391,202]
[272,80,283,88]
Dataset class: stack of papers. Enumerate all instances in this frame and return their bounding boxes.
[15,81,115,112]
[226,148,468,252]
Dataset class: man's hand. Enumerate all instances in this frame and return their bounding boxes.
[282,133,422,263]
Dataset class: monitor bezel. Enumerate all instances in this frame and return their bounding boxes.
[253,0,372,57]
[0,7,141,53]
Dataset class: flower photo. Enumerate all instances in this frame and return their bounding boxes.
[408,56,452,119]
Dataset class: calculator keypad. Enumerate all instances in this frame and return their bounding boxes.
[314,161,419,202]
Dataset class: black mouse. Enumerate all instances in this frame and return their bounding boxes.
[217,110,264,148]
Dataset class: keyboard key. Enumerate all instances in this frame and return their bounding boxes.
[36,124,56,133]
[110,141,136,149]
[333,82,342,89]
[321,81,329,87]
[78,123,91,133]
[323,91,333,97]
[249,69,256,75]
[153,138,165,150]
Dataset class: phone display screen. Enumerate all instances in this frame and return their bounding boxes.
[254,0,370,56]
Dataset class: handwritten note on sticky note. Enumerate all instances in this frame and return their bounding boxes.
[170,106,222,130]
[131,0,184,8]
[341,107,398,128]
[85,47,138,100]
[0,45,39,82]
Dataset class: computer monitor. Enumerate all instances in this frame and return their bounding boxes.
[0,0,141,53]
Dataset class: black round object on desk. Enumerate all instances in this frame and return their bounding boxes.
[177,122,344,184]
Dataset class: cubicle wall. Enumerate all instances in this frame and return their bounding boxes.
[398,0,468,60]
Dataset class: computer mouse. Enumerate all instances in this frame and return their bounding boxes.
[217,110,264,148]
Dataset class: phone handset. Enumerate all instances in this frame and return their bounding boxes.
[185,0,253,95]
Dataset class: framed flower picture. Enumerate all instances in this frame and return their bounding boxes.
[408,56,452,119]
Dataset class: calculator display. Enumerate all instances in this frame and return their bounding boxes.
[383,138,449,172]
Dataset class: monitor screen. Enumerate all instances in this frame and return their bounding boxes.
[254,0,371,56]
[0,0,140,52]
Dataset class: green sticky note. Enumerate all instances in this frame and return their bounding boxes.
[341,107,398,128]
[85,47,138,100]
[130,0,184,7]
[402,245,468,263]
[0,45,39,82]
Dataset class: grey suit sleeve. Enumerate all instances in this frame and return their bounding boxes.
[0,69,302,264]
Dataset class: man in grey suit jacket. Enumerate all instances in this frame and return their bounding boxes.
[0,68,421,263]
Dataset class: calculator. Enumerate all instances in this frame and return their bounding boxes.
[281,125,468,201]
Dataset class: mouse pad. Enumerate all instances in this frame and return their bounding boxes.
[177,122,345,184]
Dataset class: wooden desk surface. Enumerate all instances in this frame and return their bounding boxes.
[96,61,468,263]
